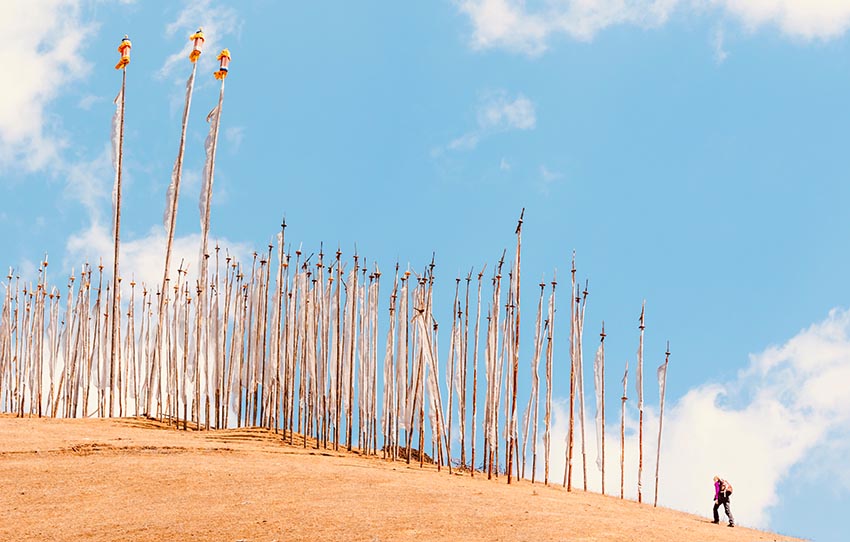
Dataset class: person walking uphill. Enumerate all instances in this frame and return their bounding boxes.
[713,475,735,527]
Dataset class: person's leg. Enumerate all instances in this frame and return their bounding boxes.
[713,501,721,523]
[724,496,735,526]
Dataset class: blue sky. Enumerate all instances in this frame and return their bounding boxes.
[3,1,850,540]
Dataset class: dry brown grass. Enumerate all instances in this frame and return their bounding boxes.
[0,414,804,542]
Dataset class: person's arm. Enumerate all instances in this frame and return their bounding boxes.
[714,482,720,500]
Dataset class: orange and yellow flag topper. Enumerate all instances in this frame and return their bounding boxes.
[115,35,131,70]
[189,28,205,63]
[214,49,231,80]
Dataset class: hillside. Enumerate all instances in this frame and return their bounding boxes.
[0,415,803,542]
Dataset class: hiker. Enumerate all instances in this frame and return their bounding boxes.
[712,475,735,527]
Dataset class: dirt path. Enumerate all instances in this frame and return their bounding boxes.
[0,416,803,542]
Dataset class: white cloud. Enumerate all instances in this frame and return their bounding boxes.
[479,91,536,130]
[448,132,482,151]
[500,157,512,170]
[64,222,252,295]
[540,165,562,183]
[63,144,113,226]
[224,126,245,151]
[78,94,106,111]
[542,307,850,529]
[457,0,850,55]
[0,0,94,172]
[445,91,536,152]
[713,0,850,40]
[457,0,676,53]
[713,25,729,63]
[160,0,242,80]
[457,0,550,55]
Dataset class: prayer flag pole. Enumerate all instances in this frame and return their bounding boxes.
[543,272,556,485]
[637,301,646,502]
[620,360,628,499]
[565,253,576,489]
[654,341,670,507]
[149,28,203,417]
[507,209,523,484]
[110,35,131,417]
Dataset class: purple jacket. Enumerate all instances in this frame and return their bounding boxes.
[714,481,721,500]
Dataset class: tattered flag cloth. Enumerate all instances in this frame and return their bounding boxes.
[111,87,123,234]
[199,102,220,243]
[657,361,667,403]
[594,342,604,471]
[163,70,196,231]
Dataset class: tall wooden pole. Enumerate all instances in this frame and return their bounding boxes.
[565,253,576,490]
[637,301,646,503]
[600,322,606,496]
[507,209,523,484]
[470,267,484,477]
[150,50,199,417]
[544,273,556,485]
[654,341,670,508]
[110,66,126,418]
[578,281,589,490]
[620,360,628,499]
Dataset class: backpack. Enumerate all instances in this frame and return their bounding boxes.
[720,479,733,495]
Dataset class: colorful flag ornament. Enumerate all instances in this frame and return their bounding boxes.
[189,27,205,62]
[115,35,131,70]
[214,49,231,80]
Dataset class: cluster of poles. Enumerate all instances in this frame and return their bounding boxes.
[0,28,674,506]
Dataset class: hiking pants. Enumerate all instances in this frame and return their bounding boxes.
[713,493,734,525]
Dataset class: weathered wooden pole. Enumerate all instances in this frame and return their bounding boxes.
[578,281,589,490]
[149,32,201,418]
[110,40,129,418]
[507,209,523,484]
[599,323,606,495]
[543,272,556,485]
[347,253,359,451]
[637,301,646,503]
[470,266,484,476]
[620,360,628,499]
[565,254,576,490]
[446,278,460,469]
[654,341,670,508]
[523,279,546,483]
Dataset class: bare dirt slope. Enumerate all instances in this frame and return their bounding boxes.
[0,415,803,542]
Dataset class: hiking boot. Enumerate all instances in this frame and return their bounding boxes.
[727,523,735,528]
[711,521,719,524]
